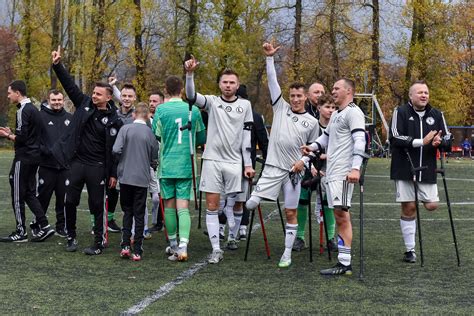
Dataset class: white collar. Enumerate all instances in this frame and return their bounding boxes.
[134,119,146,124]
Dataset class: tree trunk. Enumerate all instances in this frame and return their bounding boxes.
[404,0,425,102]
[184,0,198,61]
[370,0,380,94]
[292,0,302,81]
[134,0,145,99]
[89,0,106,91]
[22,0,32,84]
[51,0,61,89]
[329,0,340,80]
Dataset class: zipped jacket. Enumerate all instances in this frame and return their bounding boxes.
[13,101,42,163]
[39,104,73,169]
[51,62,123,179]
[389,102,449,183]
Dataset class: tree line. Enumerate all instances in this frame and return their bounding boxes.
[0,0,472,131]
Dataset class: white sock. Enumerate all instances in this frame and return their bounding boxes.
[169,238,178,251]
[225,194,237,229]
[400,218,416,252]
[337,235,351,266]
[282,223,298,259]
[228,209,243,241]
[206,210,221,250]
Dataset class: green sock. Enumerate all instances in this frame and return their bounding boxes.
[165,208,177,240]
[324,205,336,240]
[108,212,114,222]
[296,204,308,240]
[177,208,191,244]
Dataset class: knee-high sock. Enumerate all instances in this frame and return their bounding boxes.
[165,208,177,241]
[229,207,243,241]
[225,194,237,229]
[296,204,307,240]
[324,205,336,240]
[206,210,220,250]
[337,234,351,266]
[282,223,298,259]
[177,208,191,244]
[400,218,416,252]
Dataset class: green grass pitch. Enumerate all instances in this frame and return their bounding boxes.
[0,150,473,314]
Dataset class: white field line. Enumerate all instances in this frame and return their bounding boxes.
[121,209,279,315]
[366,174,474,182]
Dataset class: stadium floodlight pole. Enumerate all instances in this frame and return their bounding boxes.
[358,154,369,280]
[405,148,427,267]
[436,148,461,267]
[180,101,198,211]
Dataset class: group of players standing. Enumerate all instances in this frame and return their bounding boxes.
[0,42,451,275]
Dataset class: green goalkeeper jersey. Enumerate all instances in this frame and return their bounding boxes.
[155,98,205,178]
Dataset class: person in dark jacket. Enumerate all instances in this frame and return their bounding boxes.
[31,90,72,238]
[389,80,451,264]
[0,80,55,242]
[51,46,123,255]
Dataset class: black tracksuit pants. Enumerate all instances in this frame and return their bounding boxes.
[9,159,48,235]
[37,167,69,231]
[65,160,106,246]
[120,183,147,255]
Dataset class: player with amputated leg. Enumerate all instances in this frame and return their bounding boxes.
[245,42,319,268]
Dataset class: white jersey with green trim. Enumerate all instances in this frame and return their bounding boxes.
[202,95,253,164]
[265,95,319,170]
[326,102,365,181]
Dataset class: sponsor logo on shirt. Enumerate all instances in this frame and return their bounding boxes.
[301,120,309,128]
[225,106,232,112]
[48,121,54,125]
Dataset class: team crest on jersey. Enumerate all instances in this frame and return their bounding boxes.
[236,106,243,113]
[110,127,117,136]
[255,185,261,192]
[64,119,70,126]
[426,117,435,125]
[101,117,109,125]
[301,120,309,128]
[85,107,90,111]
[292,116,298,122]
[225,106,232,112]
[39,178,44,185]
[65,179,70,186]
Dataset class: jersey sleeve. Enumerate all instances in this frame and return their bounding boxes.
[348,108,365,133]
[244,100,253,124]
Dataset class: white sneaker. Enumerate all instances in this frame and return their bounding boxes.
[207,249,224,264]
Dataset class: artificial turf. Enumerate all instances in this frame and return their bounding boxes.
[0,152,473,314]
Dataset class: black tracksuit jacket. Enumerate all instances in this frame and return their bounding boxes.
[39,104,73,169]
[389,102,450,184]
[51,62,123,179]
[14,101,42,163]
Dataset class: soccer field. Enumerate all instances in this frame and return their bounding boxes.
[0,151,473,314]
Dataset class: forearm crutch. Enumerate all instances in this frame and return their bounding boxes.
[307,188,313,262]
[436,151,460,266]
[405,149,426,267]
[359,156,369,280]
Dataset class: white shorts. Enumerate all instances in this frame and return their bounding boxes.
[252,165,301,209]
[148,167,160,193]
[395,180,439,203]
[200,159,242,194]
[236,178,250,202]
[326,180,354,209]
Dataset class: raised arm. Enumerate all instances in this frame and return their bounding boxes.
[108,76,122,102]
[184,55,207,109]
[263,42,282,104]
[51,46,85,107]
